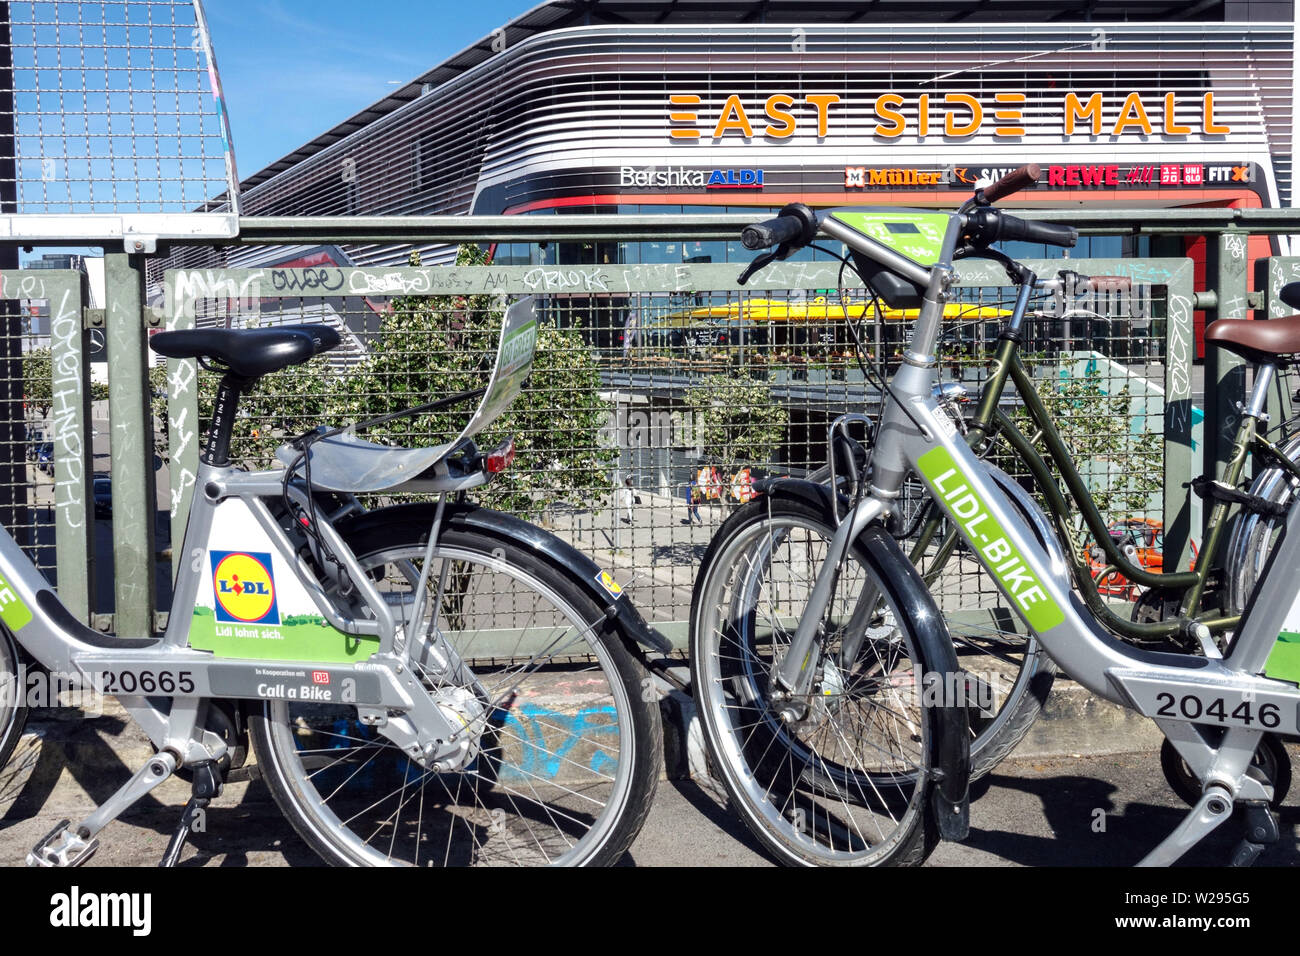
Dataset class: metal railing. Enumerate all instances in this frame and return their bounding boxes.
[0,224,1212,645]
[5,206,1300,642]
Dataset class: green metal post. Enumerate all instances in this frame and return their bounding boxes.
[162,271,199,581]
[1265,256,1298,430]
[47,273,93,620]
[104,253,158,636]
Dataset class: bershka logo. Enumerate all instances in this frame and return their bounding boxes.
[49,886,152,936]
[619,166,763,189]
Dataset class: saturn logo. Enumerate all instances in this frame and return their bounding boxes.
[211,550,280,624]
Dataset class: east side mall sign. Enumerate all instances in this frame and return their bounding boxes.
[667,92,1231,139]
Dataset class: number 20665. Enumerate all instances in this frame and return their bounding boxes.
[96,670,195,695]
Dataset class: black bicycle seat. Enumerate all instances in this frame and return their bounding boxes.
[1281,282,1300,311]
[150,324,341,379]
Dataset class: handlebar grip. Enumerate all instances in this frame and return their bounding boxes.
[1086,275,1132,293]
[742,214,805,250]
[998,213,1078,248]
[981,164,1041,204]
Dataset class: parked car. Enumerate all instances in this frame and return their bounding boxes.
[31,441,53,476]
[92,474,112,519]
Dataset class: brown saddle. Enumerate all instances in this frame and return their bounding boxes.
[1204,315,1300,366]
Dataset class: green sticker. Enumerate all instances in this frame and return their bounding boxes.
[829,210,951,266]
[916,446,1065,634]
[0,573,32,631]
[1264,631,1300,684]
[189,607,379,664]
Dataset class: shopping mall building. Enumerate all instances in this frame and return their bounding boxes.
[231,0,1296,279]
[203,0,1296,496]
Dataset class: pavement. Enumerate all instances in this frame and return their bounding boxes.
[4,713,1297,865]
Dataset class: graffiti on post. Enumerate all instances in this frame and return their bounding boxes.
[49,288,85,529]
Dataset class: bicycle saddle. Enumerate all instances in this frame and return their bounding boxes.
[1281,282,1300,311]
[1205,314,1300,366]
[150,324,341,378]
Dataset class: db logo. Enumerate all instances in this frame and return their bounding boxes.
[210,551,280,625]
[312,671,330,686]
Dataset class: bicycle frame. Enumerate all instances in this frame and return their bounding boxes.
[770,210,1300,859]
[910,304,1300,643]
[2,298,547,770]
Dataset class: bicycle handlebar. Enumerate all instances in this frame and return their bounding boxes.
[997,212,1078,248]
[741,202,820,250]
[742,215,804,250]
[981,164,1041,203]
[1085,275,1132,293]
[965,207,1077,249]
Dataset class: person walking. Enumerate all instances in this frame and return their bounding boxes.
[621,476,636,525]
[683,478,701,525]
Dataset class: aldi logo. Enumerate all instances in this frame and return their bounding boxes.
[705,168,764,189]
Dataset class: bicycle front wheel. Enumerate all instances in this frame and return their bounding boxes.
[690,495,937,866]
[0,624,26,774]
[810,465,1054,778]
[250,506,661,866]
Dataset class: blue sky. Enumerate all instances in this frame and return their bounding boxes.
[205,0,539,178]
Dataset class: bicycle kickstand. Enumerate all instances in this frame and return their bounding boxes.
[159,760,224,868]
[1229,803,1279,867]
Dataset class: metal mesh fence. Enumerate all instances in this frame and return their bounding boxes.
[4,293,52,572]
[159,265,1169,645]
[2,0,235,214]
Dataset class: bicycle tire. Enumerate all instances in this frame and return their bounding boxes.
[1224,432,1300,617]
[0,624,26,773]
[689,494,938,866]
[805,465,1055,778]
[249,504,661,867]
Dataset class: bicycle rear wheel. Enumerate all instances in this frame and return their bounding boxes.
[690,495,937,866]
[250,505,661,866]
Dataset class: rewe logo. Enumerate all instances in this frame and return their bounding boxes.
[49,886,151,936]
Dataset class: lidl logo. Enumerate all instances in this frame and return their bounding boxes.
[211,550,280,625]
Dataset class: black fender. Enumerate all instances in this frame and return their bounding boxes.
[752,476,847,525]
[753,477,971,840]
[338,502,671,655]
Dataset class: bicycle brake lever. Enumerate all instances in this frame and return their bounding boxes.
[738,250,779,286]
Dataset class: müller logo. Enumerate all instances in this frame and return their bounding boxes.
[619,166,764,189]
[846,167,944,188]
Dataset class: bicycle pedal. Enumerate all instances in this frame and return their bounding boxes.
[26,819,99,868]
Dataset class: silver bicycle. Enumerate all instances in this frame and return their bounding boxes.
[691,168,1300,866]
[0,298,664,867]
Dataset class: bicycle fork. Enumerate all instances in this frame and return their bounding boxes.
[770,495,890,709]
